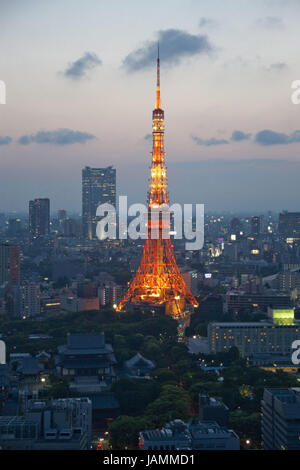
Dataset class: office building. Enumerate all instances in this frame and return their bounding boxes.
[251,215,264,236]
[267,307,295,325]
[29,198,50,237]
[63,218,81,237]
[0,243,20,286]
[278,211,300,241]
[14,282,40,318]
[230,217,243,238]
[262,388,300,450]
[278,270,300,292]
[226,290,291,313]
[60,295,99,313]
[8,218,22,237]
[82,166,116,240]
[40,297,61,315]
[208,321,300,356]
[0,397,92,450]
[98,282,123,307]
[57,209,67,224]
[139,419,239,450]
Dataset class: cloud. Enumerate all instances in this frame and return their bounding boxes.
[255,129,300,145]
[18,129,95,146]
[192,130,251,146]
[231,130,252,142]
[123,29,213,72]
[192,129,300,147]
[0,136,12,145]
[267,62,288,71]
[192,135,229,146]
[63,52,102,80]
[256,16,284,29]
[199,17,217,29]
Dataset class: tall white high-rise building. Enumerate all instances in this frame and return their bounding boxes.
[82,166,116,240]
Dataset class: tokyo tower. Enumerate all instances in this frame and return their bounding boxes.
[117,48,199,317]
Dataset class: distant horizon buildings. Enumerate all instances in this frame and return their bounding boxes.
[82,166,116,240]
[251,215,264,236]
[29,198,50,238]
[0,243,20,286]
[278,211,300,242]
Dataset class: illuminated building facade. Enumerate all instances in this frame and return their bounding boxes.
[29,198,50,238]
[268,307,295,325]
[117,50,198,317]
[208,321,300,356]
[14,282,40,318]
[82,166,116,240]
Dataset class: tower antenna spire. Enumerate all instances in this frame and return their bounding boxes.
[156,42,161,109]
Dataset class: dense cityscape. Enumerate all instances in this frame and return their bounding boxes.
[2,177,300,450]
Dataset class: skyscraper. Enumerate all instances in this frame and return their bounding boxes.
[278,211,300,241]
[117,49,198,317]
[0,243,20,286]
[14,281,40,318]
[82,166,116,240]
[29,198,50,238]
[251,215,264,236]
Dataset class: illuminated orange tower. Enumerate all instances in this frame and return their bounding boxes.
[117,47,198,317]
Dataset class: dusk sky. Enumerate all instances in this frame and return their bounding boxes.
[1,0,300,213]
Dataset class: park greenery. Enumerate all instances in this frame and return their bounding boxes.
[0,308,299,449]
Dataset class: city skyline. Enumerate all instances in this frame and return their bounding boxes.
[1,0,300,212]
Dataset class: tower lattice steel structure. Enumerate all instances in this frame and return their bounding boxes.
[117,49,199,317]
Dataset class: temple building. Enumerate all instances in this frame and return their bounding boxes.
[56,333,116,393]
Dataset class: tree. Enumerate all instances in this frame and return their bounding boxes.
[109,416,149,449]
[111,378,160,416]
[229,412,261,449]
[145,385,191,427]
[151,368,177,385]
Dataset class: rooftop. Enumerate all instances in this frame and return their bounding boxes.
[67,333,105,349]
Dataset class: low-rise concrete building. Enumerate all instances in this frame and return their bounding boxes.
[139,419,239,450]
[262,388,300,450]
[0,397,92,450]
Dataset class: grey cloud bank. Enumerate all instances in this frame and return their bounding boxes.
[123,29,213,72]
[18,129,95,146]
[192,130,300,146]
[0,136,12,145]
[231,131,252,142]
[63,52,102,80]
[192,135,228,146]
[255,129,300,146]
